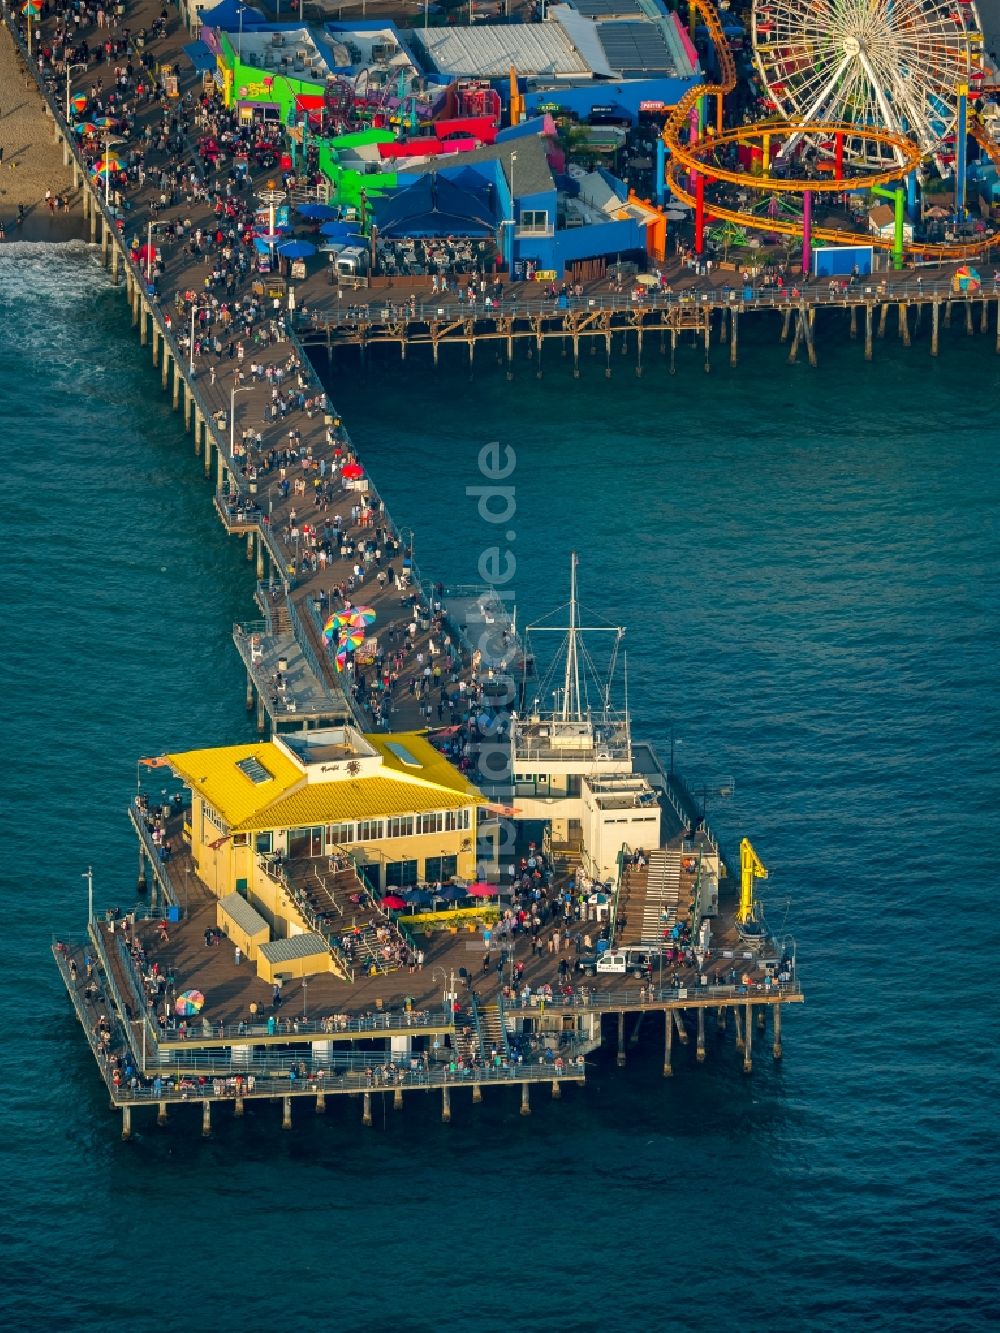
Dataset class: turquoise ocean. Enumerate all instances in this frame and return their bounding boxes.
[3,243,999,1331]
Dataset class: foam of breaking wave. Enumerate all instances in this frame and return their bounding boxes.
[0,240,106,308]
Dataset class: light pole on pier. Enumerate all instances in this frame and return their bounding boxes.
[83,865,94,927]
[65,62,87,123]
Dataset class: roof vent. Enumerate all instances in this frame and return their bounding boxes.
[236,756,274,784]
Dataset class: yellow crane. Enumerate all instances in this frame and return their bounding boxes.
[738,837,768,927]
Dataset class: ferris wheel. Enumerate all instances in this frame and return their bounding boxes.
[752,0,984,168]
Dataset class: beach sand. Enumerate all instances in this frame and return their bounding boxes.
[0,23,85,236]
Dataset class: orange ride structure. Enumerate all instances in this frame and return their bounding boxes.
[661,0,1000,271]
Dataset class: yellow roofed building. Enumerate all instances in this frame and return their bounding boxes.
[164,726,486,942]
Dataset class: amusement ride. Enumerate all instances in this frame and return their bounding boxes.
[660,0,1000,270]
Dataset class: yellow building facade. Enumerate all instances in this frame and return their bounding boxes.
[166,728,486,929]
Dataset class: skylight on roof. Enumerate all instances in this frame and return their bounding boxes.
[236,756,274,784]
[385,741,422,769]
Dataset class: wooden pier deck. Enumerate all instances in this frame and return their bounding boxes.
[8,1,818,1137]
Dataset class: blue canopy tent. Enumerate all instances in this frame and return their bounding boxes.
[297,202,339,220]
[198,0,268,29]
[372,173,496,238]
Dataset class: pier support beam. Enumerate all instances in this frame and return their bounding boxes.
[850,304,858,339]
[673,1010,688,1045]
[965,301,974,337]
[520,1082,531,1117]
[663,1008,673,1077]
[172,358,180,411]
[703,317,710,373]
[393,1086,403,1110]
[743,1002,753,1074]
[111,243,120,286]
[898,303,910,347]
[441,1085,451,1123]
[864,305,873,361]
[616,1012,626,1067]
[471,1082,482,1104]
[931,302,940,357]
[157,1101,168,1126]
[202,1100,212,1137]
[316,1089,326,1113]
[282,1096,292,1130]
[780,307,792,342]
[161,347,170,392]
[996,300,1000,354]
[151,326,159,368]
[363,1091,373,1126]
[696,1007,706,1062]
[121,1105,132,1141]
[256,691,266,733]
[234,1095,244,1117]
[551,1079,561,1100]
[246,672,255,714]
[773,1003,783,1060]
[730,309,738,366]
[733,1006,744,1052]
[979,300,988,336]
[669,328,677,375]
[877,303,888,339]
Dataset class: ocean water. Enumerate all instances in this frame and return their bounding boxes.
[3,244,999,1332]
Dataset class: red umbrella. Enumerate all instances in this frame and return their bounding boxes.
[341,462,364,480]
[381,893,407,910]
[465,882,499,897]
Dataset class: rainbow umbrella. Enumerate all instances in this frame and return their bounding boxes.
[71,94,89,114]
[349,605,377,626]
[175,989,205,1017]
[22,1,41,15]
[91,155,122,175]
[323,610,356,642]
[335,646,348,672]
[72,122,99,136]
[339,627,366,651]
[93,116,120,129]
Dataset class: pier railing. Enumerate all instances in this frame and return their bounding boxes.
[504,979,801,1013]
[301,273,1000,335]
[102,1057,584,1107]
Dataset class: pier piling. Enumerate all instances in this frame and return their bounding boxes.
[282,1096,292,1130]
[617,1012,626,1066]
[663,1009,673,1076]
[864,305,873,361]
[965,301,974,336]
[316,1090,326,1114]
[931,301,940,356]
[730,309,738,366]
[743,1002,753,1074]
[363,1091,373,1126]
[551,1079,561,1099]
[780,307,792,342]
[850,305,858,339]
[471,1082,482,1104]
[520,1082,531,1117]
[773,1003,783,1059]
[393,1086,403,1109]
[234,1095,244,1117]
[441,1085,451,1123]
[121,1105,132,1141]
[202,1100,211,1137]
[733,1006,744,1052]
[157,1102,168,1126]
[696,1007,706,1062]
[877,303,888,339]
[673,1010,688,1045]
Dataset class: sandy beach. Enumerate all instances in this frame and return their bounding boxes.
[0,22,85,235]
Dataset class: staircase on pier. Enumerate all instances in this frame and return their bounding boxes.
[617,849,684,945]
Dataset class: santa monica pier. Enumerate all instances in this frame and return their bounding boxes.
[12,0,1000,1137]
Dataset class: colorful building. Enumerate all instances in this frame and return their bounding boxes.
[166,725,486,911]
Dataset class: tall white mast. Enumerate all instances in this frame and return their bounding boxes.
[562,552,581,721]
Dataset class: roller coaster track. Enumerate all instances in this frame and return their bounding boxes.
[662,0,1000,260]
